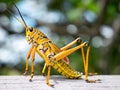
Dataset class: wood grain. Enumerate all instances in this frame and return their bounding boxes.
[0,75,120,90]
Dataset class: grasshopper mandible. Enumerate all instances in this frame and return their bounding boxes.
[8,4,99,86]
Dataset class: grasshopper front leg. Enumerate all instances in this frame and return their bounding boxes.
[24,45,37,81]
[24,45,34,75]
[29,46,37,81]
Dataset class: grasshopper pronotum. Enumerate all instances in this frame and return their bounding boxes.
[7,4,99,86]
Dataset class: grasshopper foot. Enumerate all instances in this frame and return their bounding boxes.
[23,70,28,76]
[29,78,32,82]
[42,73,46,76]
[86,79,101,83]
[29,73,34,82]
[47,83,54,87]
[42,71,46,76]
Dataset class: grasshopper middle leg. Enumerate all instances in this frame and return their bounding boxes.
[42,63,47,75]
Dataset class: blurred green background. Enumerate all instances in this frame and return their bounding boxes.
[0,0,120,75]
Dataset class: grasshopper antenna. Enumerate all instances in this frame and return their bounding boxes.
[14,3,27,27]
[6,3,27,28]
[7,8,27,28]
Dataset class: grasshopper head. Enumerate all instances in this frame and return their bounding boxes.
[26,27,35,44]
[9,4,36,44]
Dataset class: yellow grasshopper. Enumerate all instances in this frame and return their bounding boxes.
[8,4,99,86]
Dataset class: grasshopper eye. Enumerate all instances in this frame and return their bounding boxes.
[29,27,33,32]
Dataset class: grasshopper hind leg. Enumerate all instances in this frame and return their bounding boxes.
[81,45,100,83]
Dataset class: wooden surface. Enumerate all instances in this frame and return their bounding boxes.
[0,75,120,90]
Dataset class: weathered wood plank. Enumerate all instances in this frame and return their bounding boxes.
[0,75,120,90]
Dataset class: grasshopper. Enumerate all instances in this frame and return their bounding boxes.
[8,4,99,86]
